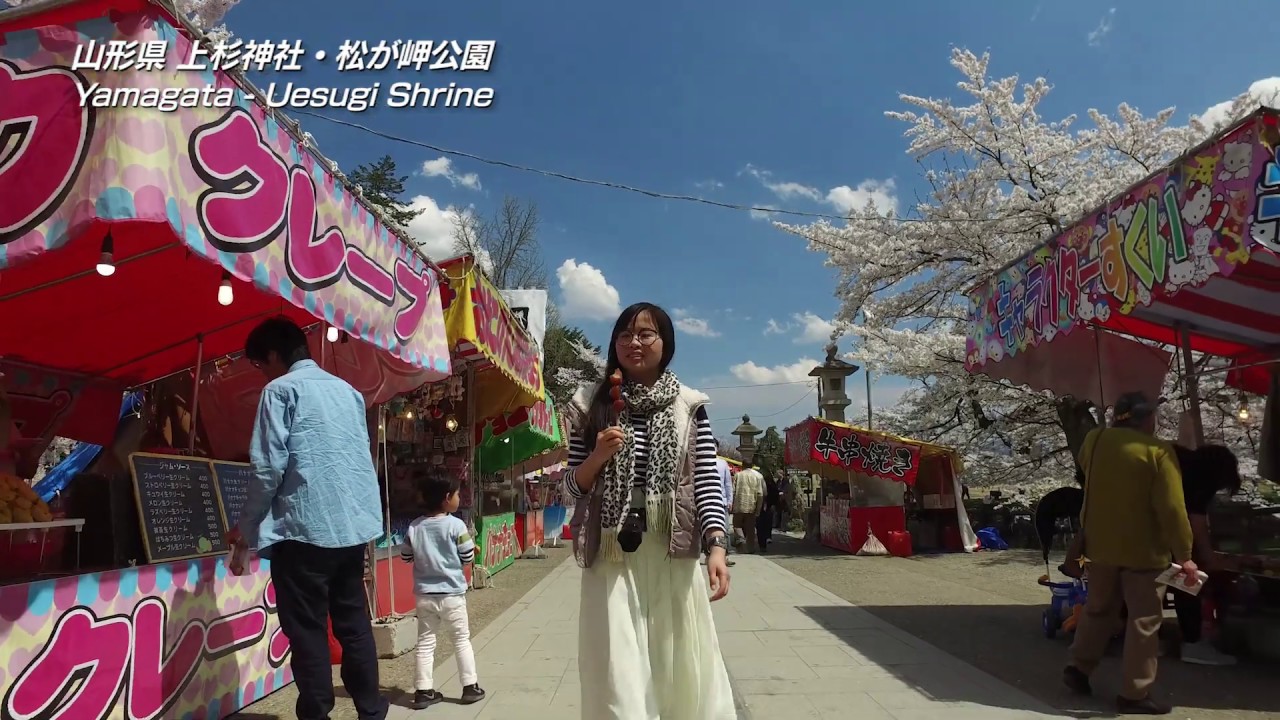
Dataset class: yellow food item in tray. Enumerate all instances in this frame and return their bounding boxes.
[0,473,54,525]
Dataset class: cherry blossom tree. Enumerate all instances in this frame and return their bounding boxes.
[3,0,240,40]
[777,49,1269,486]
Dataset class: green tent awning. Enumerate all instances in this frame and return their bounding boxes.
[475,396,562,473]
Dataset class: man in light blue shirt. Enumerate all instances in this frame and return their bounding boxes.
[714,457,736,566]
[230,317,388,720]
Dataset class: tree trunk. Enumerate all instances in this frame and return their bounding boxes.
[1056,398,1098,486]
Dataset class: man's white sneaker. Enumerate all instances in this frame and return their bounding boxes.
[1181,641,1237,666]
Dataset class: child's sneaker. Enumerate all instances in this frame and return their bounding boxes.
[460,684,486,704]
[411,690,444,709]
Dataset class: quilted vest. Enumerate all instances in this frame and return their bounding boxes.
[572,384,709,564]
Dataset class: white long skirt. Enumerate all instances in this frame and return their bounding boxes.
[578,530,737,720]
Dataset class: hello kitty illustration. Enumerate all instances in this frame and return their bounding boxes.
[1168,260,1195,289]
[1183,182,1213,226]
[1219,141,1252,181]
[1042,322,1059,342]
[1252,220,1280,253]
[1095,301,1111,323]
[1114,202,1136,231]
[1078,296,1095,322]
[1136,284,1152,307]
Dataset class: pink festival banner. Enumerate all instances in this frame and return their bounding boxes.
[0,557,290,720]
[0,6,451,375]
[965,117,1277,371]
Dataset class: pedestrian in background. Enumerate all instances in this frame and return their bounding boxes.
[732,460,765,554]
[714,456,736,567]
[1062,391,1199,716]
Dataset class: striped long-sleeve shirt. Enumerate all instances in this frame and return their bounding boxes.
[400,514,474,596]
[564,405,728,537]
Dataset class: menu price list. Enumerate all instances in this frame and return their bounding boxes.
[212,461,252,530]
[128,454,229,563]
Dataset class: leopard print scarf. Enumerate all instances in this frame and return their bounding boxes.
[599,370,682,532]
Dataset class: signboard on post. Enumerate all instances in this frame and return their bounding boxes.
[476,512,517,577]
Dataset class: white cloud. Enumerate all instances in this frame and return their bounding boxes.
[694,179,724,191]
[556,259,622,321]
[743,164,898,218]
[676,318,720,338]
[742,164,822,202]
[404,195,462,261]
[402,195,493,273]
[827,180,898,216]
[673,308,721,337]
[1087,7,1115,47]
[761,312,838,344]
[420,156,482,191]
[1198,78,1280,129]
[792,312,837,344]
[701,359,915,436]
[729,358,818,385]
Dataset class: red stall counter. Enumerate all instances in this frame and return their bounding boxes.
[820,500,906,555]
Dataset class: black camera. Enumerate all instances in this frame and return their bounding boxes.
[617,506,647,553]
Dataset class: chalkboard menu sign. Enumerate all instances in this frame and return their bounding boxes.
[211,461,253,531]
[127,453,229,563]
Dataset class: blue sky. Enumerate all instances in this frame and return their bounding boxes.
[218,0,1275,435]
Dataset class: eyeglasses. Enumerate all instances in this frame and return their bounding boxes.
[616,330,660,347]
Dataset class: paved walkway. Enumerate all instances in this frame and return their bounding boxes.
[388,554,1070,719]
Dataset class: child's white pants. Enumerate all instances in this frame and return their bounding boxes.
[415,594,477,690]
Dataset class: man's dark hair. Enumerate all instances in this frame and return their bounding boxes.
[418,471,462,513]
[245,317,311,366]
[742,459,754,469]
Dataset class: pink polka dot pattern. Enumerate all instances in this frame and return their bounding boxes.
[0,11,452,378]
[0,559,292,719]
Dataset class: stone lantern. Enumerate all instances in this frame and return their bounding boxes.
[810,341,860,424]
[731,415,763,464]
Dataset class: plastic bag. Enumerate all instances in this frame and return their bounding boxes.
[857,524,890,556]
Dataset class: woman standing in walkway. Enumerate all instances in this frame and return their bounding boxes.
[564,302,736,720]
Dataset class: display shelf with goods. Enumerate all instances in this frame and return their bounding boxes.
[434,255,550,586]
[965,108,1280,642]
[0,0,453,714]
[784,417,978,555]
[369,368,477,617]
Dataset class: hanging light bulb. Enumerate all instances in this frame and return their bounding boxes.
[326,325,339,343]
[1238,399,1250,421]
[404,408,414,420]
[217,271,233,306]
[96,233,116,276]
[444,414,459,433]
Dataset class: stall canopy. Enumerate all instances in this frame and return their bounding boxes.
[475,396,561,473]
[965,109,1280,403]
[0,0,452,439]
[784,417,958,486]
[438,255,545,419]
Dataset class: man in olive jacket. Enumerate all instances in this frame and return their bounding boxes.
[1063,391,1200,716]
